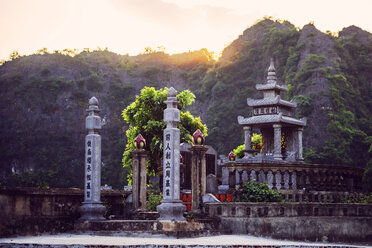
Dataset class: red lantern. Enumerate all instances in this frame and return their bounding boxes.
[134,134,146,149]
[228,151,236,161]
[192,129,205,145]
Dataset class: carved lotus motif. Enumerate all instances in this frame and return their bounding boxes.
[228,151,236,161]
[134,134,146,149]
[192,129,204,145]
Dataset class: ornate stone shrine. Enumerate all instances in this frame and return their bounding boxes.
[237,59,306,162]
[220,60,364,193]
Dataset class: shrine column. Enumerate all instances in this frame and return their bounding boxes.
[132,134,149,210]
[78,97,105,221]
[297,127,304,162]
[273,124,282,160]
[189,129,208,213]
[157,87,186,221]
[243,126,252,158]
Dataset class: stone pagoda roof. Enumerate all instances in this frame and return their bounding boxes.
[237,59,306,128]
[256,82,288,92]
[247,95,296,108]
[238,113,306,127]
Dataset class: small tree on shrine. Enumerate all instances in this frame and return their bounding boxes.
[122,87,207,183]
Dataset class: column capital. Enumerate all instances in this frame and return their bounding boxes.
[273,124,282,129]
[131,149,150,158]
[297,127,304,131]
[188,145,209,154]
[243,126,252,131]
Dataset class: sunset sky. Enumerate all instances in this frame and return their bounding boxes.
[0,0,371,61]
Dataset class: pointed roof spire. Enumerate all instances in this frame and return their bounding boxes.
[267,58,277,84]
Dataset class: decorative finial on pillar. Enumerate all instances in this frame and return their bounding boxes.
[167,87,177,97]
[192,129,205,145]
[228,151,236,161]
[267,58,277,84]
[134,134,146,150]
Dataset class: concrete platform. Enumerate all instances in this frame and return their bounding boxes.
[0,234,369,248]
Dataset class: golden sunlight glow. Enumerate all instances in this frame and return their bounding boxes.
[0,0,371,61]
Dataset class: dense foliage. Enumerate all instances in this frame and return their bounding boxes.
[146,192,163,211]
[121,87,207,182]
[232,133,262,159]
[233,181,284,202]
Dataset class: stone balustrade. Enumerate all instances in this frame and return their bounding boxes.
[204,202,372,243]
[205,202,372,218]
[222,161,364,192]
[0,187,130,237]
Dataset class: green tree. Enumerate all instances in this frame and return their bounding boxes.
[122,87,207,182]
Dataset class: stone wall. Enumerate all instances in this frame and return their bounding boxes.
[205,202,372,243]
[0,187,129,237]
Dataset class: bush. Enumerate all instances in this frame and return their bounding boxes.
[147,192,162,211]
[233,181,284,202]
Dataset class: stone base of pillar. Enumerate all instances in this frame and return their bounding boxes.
[296,157,304,163]
[157,200,186,221]
[78,202,106,221]
[273,154,283,160]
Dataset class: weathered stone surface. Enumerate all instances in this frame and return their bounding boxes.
[0,187,129,237]
[78,97,105,221]
[206,174,218,194]
[157,87,186,221]
[202,193,220,203]
[219,217,372,243]
[132,149,149,210]
[189,145,208,212]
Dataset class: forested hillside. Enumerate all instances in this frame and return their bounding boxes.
[1,19,371,189]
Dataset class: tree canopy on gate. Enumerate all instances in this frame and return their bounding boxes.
[122,87,207,183]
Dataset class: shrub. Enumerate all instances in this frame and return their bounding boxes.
[147,192,162,211]
[233,181,284,202]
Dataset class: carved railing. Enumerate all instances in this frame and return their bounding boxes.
[205,202,372,218]
[221,162,364,192]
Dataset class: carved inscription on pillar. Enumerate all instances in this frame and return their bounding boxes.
[163,131,176,200]
[157,87,185,221]
[84,97,102,203]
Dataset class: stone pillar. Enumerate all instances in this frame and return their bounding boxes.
[243,126,252,158]
[132,149,149,210]
[189,145,208,213]
[273,124,282,160]
[297,127,304,162]
[157,87,186,221]
[78,97,105,221]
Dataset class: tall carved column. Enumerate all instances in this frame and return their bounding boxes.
[78,97,105,221]
[243,126,252,158]
[273,124,283,160]
[132,134,149,210]
[297,127,304,162]
[157,87,186,221]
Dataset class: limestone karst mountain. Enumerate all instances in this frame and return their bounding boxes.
[0,19,371,189]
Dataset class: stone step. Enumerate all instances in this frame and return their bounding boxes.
[75,219,230,238]
[78,229,232,238]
